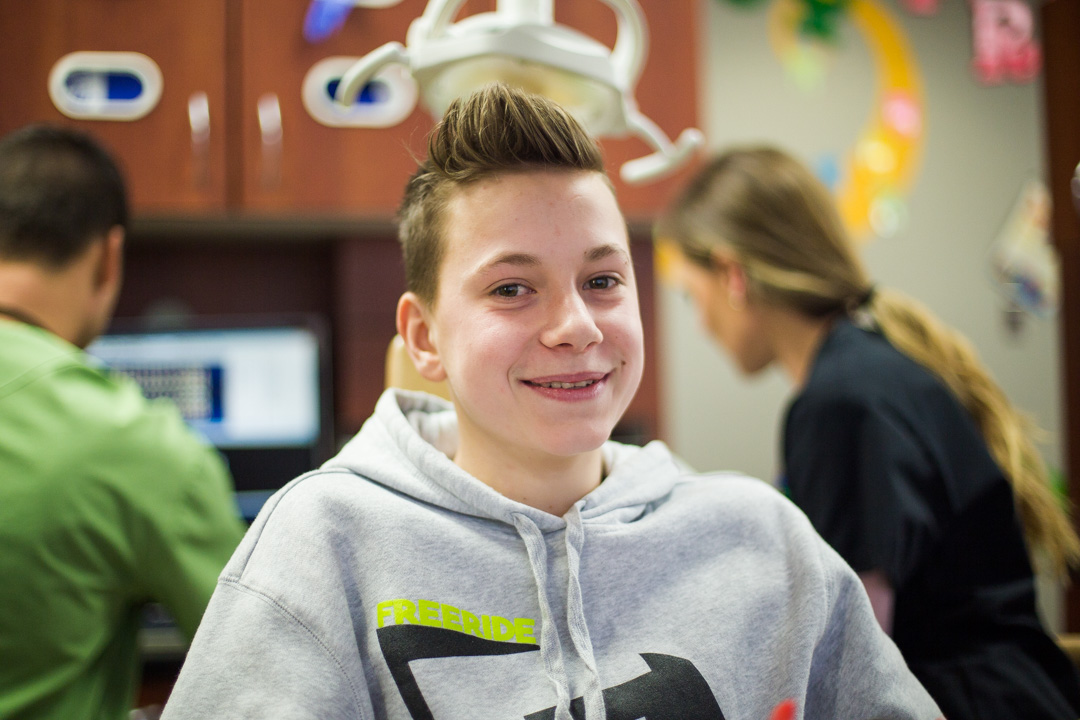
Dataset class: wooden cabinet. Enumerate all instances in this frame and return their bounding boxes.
[234,0,702,217]
[0,0,230,213]
[1,0,700,219]
[234,0,431,214]
[0,0,427,216]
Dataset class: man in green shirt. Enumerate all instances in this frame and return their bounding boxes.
[0,125,246,719]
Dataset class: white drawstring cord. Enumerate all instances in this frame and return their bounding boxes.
[512,513,574,720]
[564,506,605,720]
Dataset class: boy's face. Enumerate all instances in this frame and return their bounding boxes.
[421,169,643,464]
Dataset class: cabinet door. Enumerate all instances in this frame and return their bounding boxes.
[236,0,700,218]
[0,0,229,214]
[237,0,438,215]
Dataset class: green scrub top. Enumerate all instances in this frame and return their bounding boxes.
[0,319,247,720]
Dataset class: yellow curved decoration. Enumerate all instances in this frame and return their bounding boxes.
[769,0,925,241]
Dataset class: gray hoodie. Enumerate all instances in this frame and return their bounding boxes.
[162,389,941,720]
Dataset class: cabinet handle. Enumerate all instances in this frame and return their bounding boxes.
[188,92,211,189]
[257,93,283,189]
[1072,162,1080,219]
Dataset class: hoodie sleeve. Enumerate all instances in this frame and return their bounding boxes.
[160,479,379,720]
[161,579,372,719]
[804,526,943,720]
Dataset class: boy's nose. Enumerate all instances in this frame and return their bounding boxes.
[539,292,603,350]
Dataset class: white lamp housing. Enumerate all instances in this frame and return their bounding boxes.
[335,0,703,183]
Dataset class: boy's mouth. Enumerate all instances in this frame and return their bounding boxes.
[522,371,610,393]
[529,379,600,389]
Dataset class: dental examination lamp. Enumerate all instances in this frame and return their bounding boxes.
[334,0,703,183]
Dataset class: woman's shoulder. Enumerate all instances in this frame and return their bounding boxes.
[798,320,946,416]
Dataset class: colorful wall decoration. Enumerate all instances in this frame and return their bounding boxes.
[989,179,1059,318]
[901,0,941,16]
[969,0,1041,85]
[718,0,1042,241]
[767,0,925,241]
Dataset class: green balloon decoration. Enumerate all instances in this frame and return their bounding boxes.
[799,0,852,41]
[720,0,769,8]
[716,0,852,42]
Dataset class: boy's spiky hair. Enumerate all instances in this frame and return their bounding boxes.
[397,83,607,306]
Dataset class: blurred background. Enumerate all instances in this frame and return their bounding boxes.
[1,0,1076,635]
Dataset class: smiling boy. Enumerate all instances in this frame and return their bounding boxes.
[399,166,641,515]
[162,84,941,720]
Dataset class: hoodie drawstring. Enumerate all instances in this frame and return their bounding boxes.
[512,513,574,720]
[512,509,606,720]
[564,506,606,720]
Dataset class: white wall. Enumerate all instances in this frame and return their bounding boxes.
[659,0,1062,625]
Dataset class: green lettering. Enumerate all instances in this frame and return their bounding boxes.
[481,615,492,639]
[418,599,441,627]
[462,610,483,638]
[376,601,395,628]
[441,604,463,632]
[492,615,516,641]
[513,617,536,644]
[393,599,417,625]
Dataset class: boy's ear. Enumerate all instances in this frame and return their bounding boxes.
[396,292,448,382]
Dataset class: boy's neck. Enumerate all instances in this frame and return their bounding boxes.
[453,440,605,517]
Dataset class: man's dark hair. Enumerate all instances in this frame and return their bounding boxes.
[0,124,128,268]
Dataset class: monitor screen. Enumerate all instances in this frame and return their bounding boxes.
[87,317,332,498]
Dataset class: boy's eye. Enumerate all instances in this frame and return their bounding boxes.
[587,276,618,290]
[493,283,528,297]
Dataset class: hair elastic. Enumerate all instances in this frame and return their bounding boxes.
[848,285,879,331]
[856,285,876,308]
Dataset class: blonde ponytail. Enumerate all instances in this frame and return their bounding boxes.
[868,287,1080,578]
[659,145,1079,578]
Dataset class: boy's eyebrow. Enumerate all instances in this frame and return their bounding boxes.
[585,243,631,264]
[475,252,542,275]
[474,244,630,275]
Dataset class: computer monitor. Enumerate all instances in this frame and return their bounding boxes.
[89,315,334,658]
[87,315,333,510]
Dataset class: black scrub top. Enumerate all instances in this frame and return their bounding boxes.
[782,317,1080,720]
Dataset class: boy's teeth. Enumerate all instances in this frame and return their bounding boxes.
[537,379,596,389]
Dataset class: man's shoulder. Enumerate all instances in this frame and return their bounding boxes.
[2,334,216,473]
[0,321,84,392]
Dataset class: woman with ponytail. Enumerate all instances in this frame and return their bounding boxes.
[658,145,1080,720]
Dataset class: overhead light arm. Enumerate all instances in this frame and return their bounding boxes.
[334,0,702,184]
[335,41,410,114]
[619,109,705,184]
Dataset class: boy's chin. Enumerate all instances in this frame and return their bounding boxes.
[543,429,614,458]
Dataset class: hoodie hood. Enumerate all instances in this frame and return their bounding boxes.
[321,389,686,719]
[323,388,682,532]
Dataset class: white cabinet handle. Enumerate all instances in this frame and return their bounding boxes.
[257,93,283,189]
[188,91,211,188]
